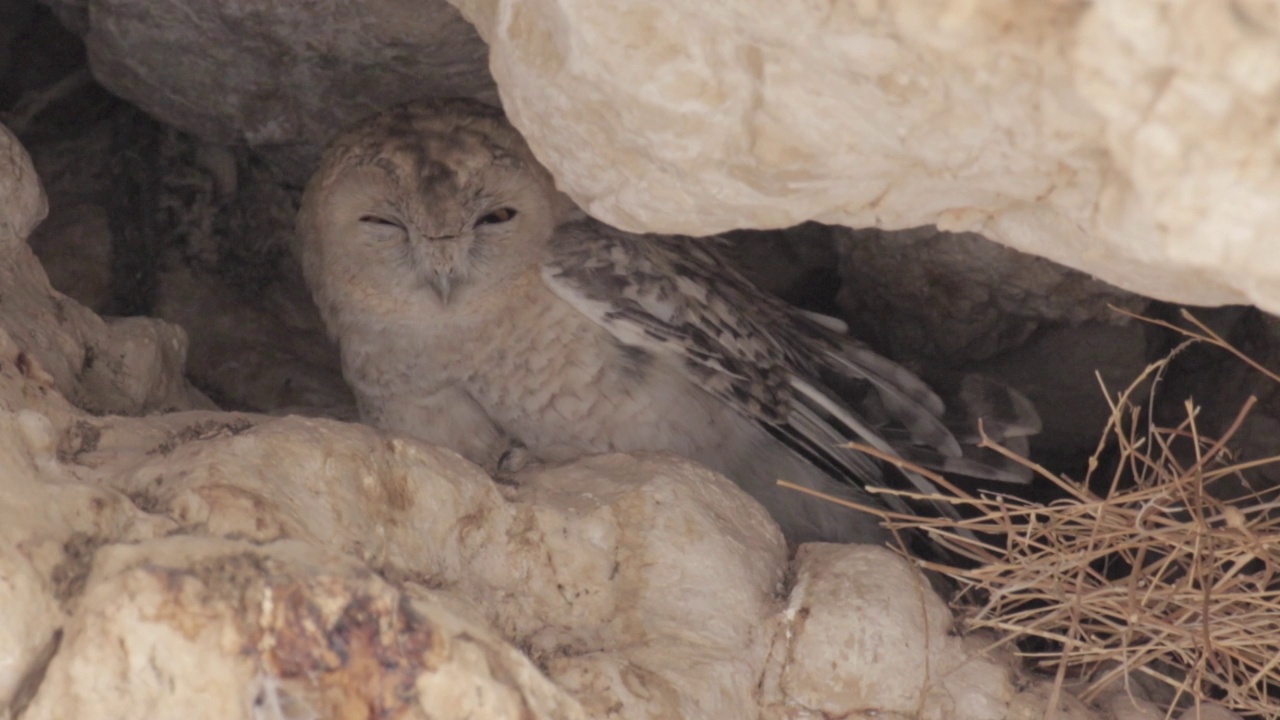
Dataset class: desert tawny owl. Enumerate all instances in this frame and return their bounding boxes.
[295,98,1038,548]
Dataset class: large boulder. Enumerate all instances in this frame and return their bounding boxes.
[451,0,1280,314]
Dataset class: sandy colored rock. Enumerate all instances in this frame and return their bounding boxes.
[762,544,1015,719]
[452,0,1280,314]
[20,537,588,720]
[60,409,788,719]
[0,382,173,711]
[516,454,785,720]
[0,122,209,416]
[1073,1,1280,308]
[154,265,354,415]
[0,120,47,246]
[3,387,790,718]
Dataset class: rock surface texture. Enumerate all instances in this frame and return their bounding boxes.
[43,0,498,173]
[2,120,1194,720]
[834,226,1147,363]
[450,0,1280,315]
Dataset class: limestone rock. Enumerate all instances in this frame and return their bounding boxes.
[23,114,119,316]
[0,378,173,711]
[834,225,1147,362]
[20,102,354,414]
[59,407,788,719]
[762,544,1017,719]
[0,115,47,244]
[40,0,1280,315]
[515,454,784,720]
[451,0,1280,314]
[1073,1,1280,310]
[45,0,498,172]
[0,122,209,415]
[153,265,354,415]
[27,203,112,313]
[0,2,29,95]
[722,223,841,312]
[20,537,588,720]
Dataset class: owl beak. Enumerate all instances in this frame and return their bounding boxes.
[429,271,453,304]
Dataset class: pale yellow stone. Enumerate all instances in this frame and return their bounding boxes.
[452,0,1280,313]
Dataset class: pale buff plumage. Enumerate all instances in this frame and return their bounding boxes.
[295,98,1038,548]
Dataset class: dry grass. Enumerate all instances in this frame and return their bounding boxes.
[784,309,1280,718]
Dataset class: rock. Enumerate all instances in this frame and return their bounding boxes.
[722,222,842,313]
[60,408,788,719]
[21,100,353,414]
[20,536,588,720]
[835,226,1147,363]
[153,265,354,415]
[515,454,785,720]
[451,0,1280,315]
[26,202,112,313]
[79,316,214,414]
[1,1,85,113]
[15,393,1061,720]
[762,544,1018,719]
[23,113,118,316]
[0,115,47,243]
[0,0,35,105]
[0,397,173,711]
[0,122,209,415]
[45,0,498,174]
[22,111,120,313]
[1073,1,1280,311]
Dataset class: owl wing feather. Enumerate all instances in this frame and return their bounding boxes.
[540,218,1019,523]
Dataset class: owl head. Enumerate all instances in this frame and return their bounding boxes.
[296,98,579,329]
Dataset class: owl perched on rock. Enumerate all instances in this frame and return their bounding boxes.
[295,98,1038,549]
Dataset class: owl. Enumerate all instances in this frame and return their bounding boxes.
[294,98,1037,549]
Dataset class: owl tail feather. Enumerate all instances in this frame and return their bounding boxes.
[877,372,1040,484]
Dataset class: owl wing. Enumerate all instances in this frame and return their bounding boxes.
[541,219,1010,522]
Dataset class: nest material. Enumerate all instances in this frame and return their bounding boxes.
[786,310,1280,718]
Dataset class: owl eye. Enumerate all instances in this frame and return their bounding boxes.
[359,214,405,230]
[475,208,518,227]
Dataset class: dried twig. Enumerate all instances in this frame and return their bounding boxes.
[789,310,1280,718]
